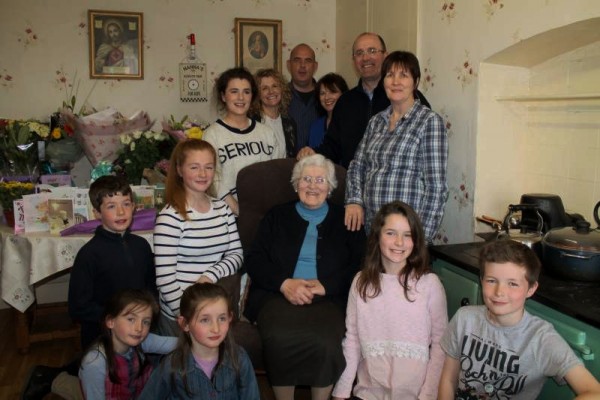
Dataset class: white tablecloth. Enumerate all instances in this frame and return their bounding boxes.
[0,226,153,312]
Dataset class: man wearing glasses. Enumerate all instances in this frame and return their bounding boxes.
[298,32,429,169]
[287,43,319,154]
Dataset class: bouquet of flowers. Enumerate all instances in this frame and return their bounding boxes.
[63,107,154,167]
[161,115,208,141]
[112,130,177,184]
[0,119,49,178]
[0,181,35,211]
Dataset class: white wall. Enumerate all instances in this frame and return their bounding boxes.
[418,0,600,243]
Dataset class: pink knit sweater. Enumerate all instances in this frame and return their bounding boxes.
[333,272,448,400]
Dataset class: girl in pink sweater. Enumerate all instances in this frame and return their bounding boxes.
[332,201,448,400]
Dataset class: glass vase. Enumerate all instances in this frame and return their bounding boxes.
[45,137,83,172]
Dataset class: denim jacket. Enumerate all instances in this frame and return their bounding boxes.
[138,346,259,399]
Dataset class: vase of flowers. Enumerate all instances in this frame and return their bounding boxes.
[0,119,49,180]
[113,130,177,184]
[44,112,83,172]
[0,181,35,227]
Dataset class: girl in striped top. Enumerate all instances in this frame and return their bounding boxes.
[153,139,243,336]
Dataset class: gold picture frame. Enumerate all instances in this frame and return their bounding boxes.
[88,10,143,79]
[234,18,282,74]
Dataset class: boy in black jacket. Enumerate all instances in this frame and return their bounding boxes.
[68,175,156,349]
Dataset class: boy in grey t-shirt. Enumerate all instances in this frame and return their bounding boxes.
[438,240,600,399]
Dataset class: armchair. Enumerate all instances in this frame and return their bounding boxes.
[230,157,347,370]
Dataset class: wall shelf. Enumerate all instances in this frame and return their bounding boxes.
[496,93,600,102]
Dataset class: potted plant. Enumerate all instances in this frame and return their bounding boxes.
[0,181,35,227]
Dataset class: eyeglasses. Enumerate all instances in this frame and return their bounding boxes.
[299,176,327,186]
[353,48,385,58]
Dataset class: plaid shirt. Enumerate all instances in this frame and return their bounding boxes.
[346,100,448,242]
[105,349,153,400]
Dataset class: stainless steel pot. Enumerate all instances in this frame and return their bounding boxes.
[541,220,600,282]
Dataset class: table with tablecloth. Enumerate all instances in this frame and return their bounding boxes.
[0,225,153,351]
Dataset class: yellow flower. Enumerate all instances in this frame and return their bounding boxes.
[185,126,203,140]
[51,127,62,139]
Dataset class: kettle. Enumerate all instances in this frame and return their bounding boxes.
[499,204,544,252]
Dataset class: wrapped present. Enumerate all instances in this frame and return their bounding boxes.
[63,108,154,166]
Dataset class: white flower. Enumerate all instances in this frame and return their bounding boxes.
[154,131,167,141]
[132,130,143,140]
[143,130,154,139]
[130,142,136,151]
[124,159,132,164]
[120,134,132,145]
[27,122,50,138]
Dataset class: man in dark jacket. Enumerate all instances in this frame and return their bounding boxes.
[298,32,429,168]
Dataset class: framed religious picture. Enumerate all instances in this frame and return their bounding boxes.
[234,18,282,74]
[88,10,143,79]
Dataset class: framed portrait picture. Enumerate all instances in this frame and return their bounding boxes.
[88,10,143,79]
[234,18,282,74]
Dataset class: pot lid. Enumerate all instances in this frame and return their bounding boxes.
[542,220,600,253]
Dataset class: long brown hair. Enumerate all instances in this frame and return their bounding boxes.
[357,201,430,302]
[165,139,217,220]
[171,283,241,395]
[96,289,158,384]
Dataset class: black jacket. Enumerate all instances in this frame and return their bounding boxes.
[243,201,366,322]
[68,226,156,347]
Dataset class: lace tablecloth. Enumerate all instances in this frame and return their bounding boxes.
[0,226,153,312]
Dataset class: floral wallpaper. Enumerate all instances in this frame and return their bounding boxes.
[0,0,335,185]
[419,0,600,243]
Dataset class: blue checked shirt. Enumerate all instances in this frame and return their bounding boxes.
[346,100,448,242]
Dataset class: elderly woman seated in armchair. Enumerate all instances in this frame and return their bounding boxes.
[243,154,366,400]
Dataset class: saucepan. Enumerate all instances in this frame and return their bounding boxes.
[542,219,600,282]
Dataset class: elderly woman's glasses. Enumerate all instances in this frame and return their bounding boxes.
[300,176,327,186]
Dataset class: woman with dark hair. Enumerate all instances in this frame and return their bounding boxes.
[345,51,448,243]
[245,154,366,400]
[332,201,447,399]
[203,67,285,215]
[250,68,298,157]
[308,73,349,148]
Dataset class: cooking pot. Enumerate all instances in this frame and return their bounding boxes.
[541,219,600,282]
[519,193,577,233]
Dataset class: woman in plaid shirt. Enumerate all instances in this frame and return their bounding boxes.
[345,51,448,243]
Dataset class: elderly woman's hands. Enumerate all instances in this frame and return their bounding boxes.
[280,278,324,305]
[306,279,325,296]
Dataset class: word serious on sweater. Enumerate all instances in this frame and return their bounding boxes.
[219,141,275,164]
[460,334,526,393]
